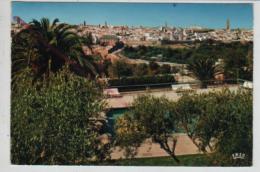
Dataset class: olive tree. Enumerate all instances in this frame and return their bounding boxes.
[175,89,253,166]
[114,95,180,162]
[115,89,252,166]
[11,67,110,164]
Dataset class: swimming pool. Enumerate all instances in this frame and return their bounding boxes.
[106,108,185,135]
[106,108,129,135]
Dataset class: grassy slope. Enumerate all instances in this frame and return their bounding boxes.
[102,154,212,166]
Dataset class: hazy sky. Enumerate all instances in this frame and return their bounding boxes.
[12,2,253,29]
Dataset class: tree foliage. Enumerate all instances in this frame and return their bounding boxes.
[108,74,175,86]
[224,46,253,81]
[175,89,252,166]
[115,89,252,165]
[122,41,253,81]
[133,63,149,76]
[11,68,110,164]
[187,56,222,88]
[106,59,173,79]
[108,59,133,78]
[115,95,180,162]
[12,18,97,82]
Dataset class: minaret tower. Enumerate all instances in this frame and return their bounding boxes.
[226,18,230,32]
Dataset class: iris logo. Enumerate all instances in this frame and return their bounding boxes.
[232,153,245,160]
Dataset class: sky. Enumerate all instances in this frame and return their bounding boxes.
[12,2,253,29]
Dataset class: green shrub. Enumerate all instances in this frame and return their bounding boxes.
[108,74,176,86]
[176,89,253,166]
[11,68,110,164]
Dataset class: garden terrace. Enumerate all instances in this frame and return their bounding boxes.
[105,79,250,109]
[107,78,247,92]
[108,74,176,92]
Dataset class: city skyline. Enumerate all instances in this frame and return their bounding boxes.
[12,2,253,29]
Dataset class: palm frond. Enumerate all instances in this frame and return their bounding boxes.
[12,17,99,79]
[51,18,59,29]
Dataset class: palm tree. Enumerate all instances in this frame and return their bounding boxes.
[12,29,39,86]
[12,18,97,81]
[188,56,222,88]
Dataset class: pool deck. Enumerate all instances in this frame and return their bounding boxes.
[106,85,240,109]
[110,133,203,160]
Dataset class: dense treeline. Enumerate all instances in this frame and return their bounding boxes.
[123,45,191,63]
[122,41,253,81]
[123,41,252,64]
[108,74,176,86]
[104,59,176,79]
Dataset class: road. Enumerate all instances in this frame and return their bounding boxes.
[114,48,186,67]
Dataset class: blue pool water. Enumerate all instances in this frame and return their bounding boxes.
[106,108,185,135]
[106,108,129,135]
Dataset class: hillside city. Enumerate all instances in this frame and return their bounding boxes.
[12,16,253,44]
